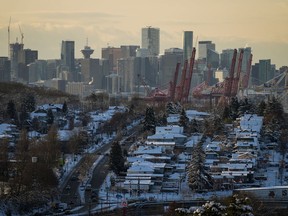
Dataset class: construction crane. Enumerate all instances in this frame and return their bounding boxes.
[224,49,237,98]
[18,24,24,44]
[169,62,181,102]
[8,17,11,58]
[182,47,196,103]
[176,59,188,101]
[231,49,244,96]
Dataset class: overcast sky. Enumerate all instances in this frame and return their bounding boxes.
[0,0,287,68]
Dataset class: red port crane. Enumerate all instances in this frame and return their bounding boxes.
[176,59,188,101]
[224,49,237,98]
[169,62,181,102]
[231,49,244,96]
[182,47,196,103]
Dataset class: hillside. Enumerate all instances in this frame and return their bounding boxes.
[0,82,79,111]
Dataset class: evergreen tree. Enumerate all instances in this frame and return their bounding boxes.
[257,100,266,116]
[166,102,177,115]
[192,201,226,216]
[109,141,125,175]
[6,100,16,119]
[212,115,224,135]
[238,98,252,116]
[263,96,285,142]
[226,195,254,216]
[22,93,36,113]
[189,119,199,133]
[230,97,239,119]
[62,101,68,114]
[143,107,156,132]
[222,106,231,123]
[264,96,284,126]
[179,108,189,131]
[47,109,54,125]
[188,141,213,191]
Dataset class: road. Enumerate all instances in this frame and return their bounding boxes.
[57,121,142,215]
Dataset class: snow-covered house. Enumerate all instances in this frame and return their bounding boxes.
[234,136,259,153]
[205,141,221,152]
[167,114,180,124]
[131,146,165,157]
[184,133,202,152]
[124,161,168,192]
[239,114,263,133]
[147,125,187,146]
[185,109,210,121]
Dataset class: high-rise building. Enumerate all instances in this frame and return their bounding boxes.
[207,49,219,68]
[141,27,160,56]
[251,59,275,85]
[259,59,274,84]
[9,42,24,81]
[183,31,193,62]
[61,40,75,80]
[198,41,215,60]
[220,49,235,71]
[101,47,122,73]
[28,60,47,83]
[158,48,183,87]
[251,63,260,85]
[0,57,11,81]
[120,45,139,59]
[241,47,252,73]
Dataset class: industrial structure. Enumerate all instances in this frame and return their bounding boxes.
[143,48,196,103]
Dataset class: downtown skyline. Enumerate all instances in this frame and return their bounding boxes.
[0,0,287,68]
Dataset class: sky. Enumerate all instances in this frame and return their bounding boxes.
[0,0,287,68]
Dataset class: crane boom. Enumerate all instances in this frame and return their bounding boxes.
[176,59,188,101]
[8,17,11,58]
[231,49,244,96]
[183,47,196,102]
[224,49,237,98]
[18,25,24,44]
[170,62,181,102]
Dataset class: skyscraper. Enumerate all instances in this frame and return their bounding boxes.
[183,31,193,61]
[9,42,24,81]
[141,27,160,56]
[220,49,235,70]
[61,40,75,80]
[0,57,10,82]
[198,41,215,60]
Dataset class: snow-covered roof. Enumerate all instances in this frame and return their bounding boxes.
[239,114,263,133]
[168,173,181,180]
[167,114,180,123]
[37,103,63,111]
[0,123,17,134]
[127,161,167,175]
[155,125,183,134]
[133,146,164,155]
[58,130,74,141]
[146,141,176,146]
[205,142,221,152]
[186,110,210,121]
[147,133,186,140]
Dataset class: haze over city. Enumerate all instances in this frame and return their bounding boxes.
[0,0,287,67]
